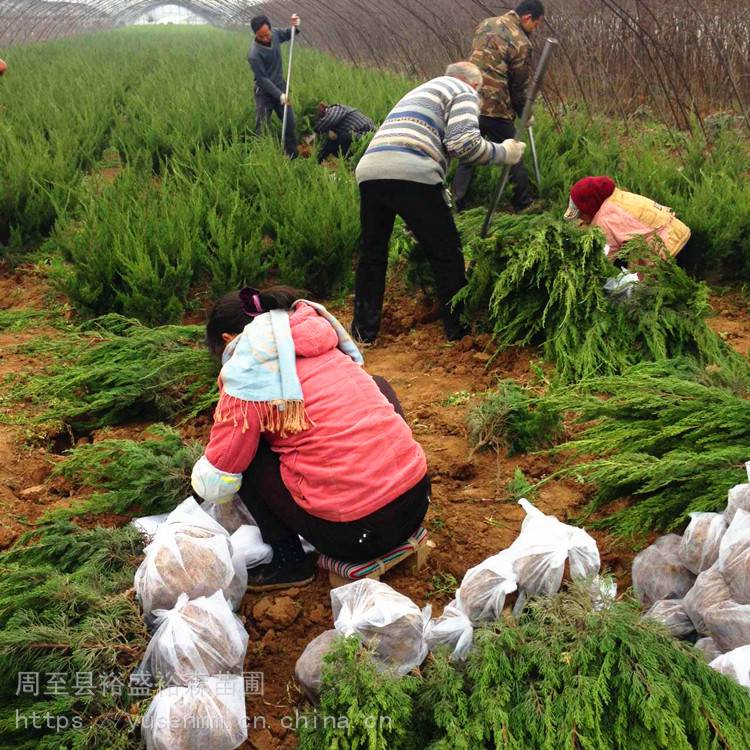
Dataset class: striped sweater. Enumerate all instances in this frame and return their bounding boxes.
[356,76,508,186]
[314,105,375,136]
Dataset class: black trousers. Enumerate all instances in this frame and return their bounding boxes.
[317,131,353,163]
[238,375,430,563]
[352,179,467,342]
[452,116,534,210]
[254,88,297,157]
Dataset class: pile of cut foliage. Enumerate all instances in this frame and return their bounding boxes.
[468,359,750,538]
[541,359,750,537]
[454,210,744,382]
[3,314,216,433]
[300,587,750,750]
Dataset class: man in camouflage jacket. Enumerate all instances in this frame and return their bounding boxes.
[452,0,544,211]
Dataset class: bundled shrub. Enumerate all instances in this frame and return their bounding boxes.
[49,425,201,521]
[306,588,750,749]
[455,211,744,382]
[530,359,750,537]
[5,315,216,432]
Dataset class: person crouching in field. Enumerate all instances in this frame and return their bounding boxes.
[314,102,376,163]
[564,176,691,261]
[191,287,430,590]
[351,61,526,343]
[248,14,300,157]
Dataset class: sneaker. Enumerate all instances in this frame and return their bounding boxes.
[246,556,316,592]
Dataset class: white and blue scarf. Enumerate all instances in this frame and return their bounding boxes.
[216,301,363,436]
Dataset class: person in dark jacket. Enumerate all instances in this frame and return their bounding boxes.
[314,102,376,163]
[248,14,300,157]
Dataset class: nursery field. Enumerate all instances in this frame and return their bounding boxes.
[2,25,750,750]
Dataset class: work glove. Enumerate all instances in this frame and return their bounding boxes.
[291,14,300,28]
[280,93,291,107]
[526,114,536,128]
[328,130,338,140]
[191,455,242,505]
[501,138,526,165]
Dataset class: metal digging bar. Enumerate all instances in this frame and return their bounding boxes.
[281,20,297,152]
[528,124,542,186]
[480,37,559,238]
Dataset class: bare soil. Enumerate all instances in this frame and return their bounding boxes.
[709,291,750,357]
[0,264,72,545]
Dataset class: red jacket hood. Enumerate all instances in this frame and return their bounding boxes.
[290,302,339,359]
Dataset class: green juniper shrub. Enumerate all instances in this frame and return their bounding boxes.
[307,588,750,749]
[48,136,360,322]
[388,219,436,295]
[297,636,420,750]
[48,425,201,521]
[47,166,204,324]
[505,467,537,501]
[533,358,750,537]
[467,379,562,456]
[5,315,216,432]
[0,523,147,750]
[417,587,750,750]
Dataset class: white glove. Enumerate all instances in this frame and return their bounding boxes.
[191,455,242,505]
[500,138,526,165]
[290,14,300,27]
[280,93,290,107]
[526,114,536,127]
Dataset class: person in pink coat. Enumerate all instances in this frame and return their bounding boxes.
[564,175,691,261]
[191,286,429,590]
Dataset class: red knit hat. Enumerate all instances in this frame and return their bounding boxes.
[568,176,616,218]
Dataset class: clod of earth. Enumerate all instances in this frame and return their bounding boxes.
[253,595,301,630]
